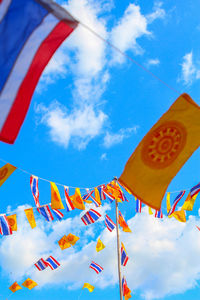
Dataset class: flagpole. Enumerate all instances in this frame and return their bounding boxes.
[115,199,123,300]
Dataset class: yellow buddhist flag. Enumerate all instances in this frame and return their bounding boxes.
[82,283,95,292]
[119,93,200,210]
[50,182,64,209]
[24,208,36,229]
[71,188,85,210]
[66,233,79,246]
[58,235,71,250]
[7,214,17,231]
[166,192,171,214]
[22,278,37,290]
[182,193,198,211]
[94,188,101,206]
[9,282,22,293]
[118,211,132,232]
[0,163,16,187]
[148,207,153,215]
[171,209,186,222]
[96,238,105,252]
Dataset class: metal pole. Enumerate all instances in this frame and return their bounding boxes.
[115,199,123,300]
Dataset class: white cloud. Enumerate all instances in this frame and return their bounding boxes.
[100,153,108,160]
[180,51,200,85]
[146,58,160,68]
[36,101,107,149]
[103,127,138,148]
[147,2,166,23]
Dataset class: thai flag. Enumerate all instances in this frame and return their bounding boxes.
[135,199,142,213]
[103,188,115,203]
[122,276,128,297]
[0,0,78,144]
[81,209,101,225]
[46,256,60,270]
[168,191,185,216]
[0,214,12,235]
[190,183,200,198]
[90,192,101,207]
[89,261,103,274]
[34,258,48,271]
[121,242,129,266]
[82,189,94,202]
[97,186,106,201]
[51,208,64,221]
[64,186,75,212]
[30,175,40,207]
[155,209,163,218]
[120,191,128,202]
[105,214,116,232]
[38,205,54,221]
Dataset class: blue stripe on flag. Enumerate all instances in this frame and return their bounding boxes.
[38,260,45,270]
[0,216,9,235]
[89,210,99,221]
[0,0,48,92]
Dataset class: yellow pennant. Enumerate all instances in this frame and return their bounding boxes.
[96,238,105,252]
[169,209,186,222]
[24,208,36,229]
[71,188,85,210]
[7,214,17,231]
[94,188,101,206]
[82,283,95,292]
[166,192,171,214]
[9,282,22,293]
[50,182,64,209]
[148,207,153,215]
[58,235,71,250]
[0,163,16,187]
[66,233,79,246]
[22,278,37,290]
[182,193,198,211]
[119,94,200,210]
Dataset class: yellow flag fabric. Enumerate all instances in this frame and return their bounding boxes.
[166,193,171,214]
[119,93,200,210]
[82,283,95,292]
[50,182,64,209]
[71,188,85,210]
[0,163,16,187]
[58,234,80,250]
[24,208,36,229]
[148,207,153,215]
[169,209,186,222]
[9,282,22,293]
[66,233,80,246]
[7,214,17,231]
[96,238,105,252]
[182,193,198,211]
[94,188,101,206]
[118,212,132,233]
[22,278,37,290]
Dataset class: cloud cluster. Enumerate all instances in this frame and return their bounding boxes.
[179,51,200,85]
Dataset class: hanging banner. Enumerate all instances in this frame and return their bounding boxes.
[24,208,36,229]
[0,163,16,187]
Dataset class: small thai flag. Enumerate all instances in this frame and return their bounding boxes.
[89,261,103,274]
[135,198,142,213]
[81,209,101,225]
[82,189,93,201]
[121,242,129,266]
[64,186,75,212]
[46,256,60,270]
[34,258,48,271]
[30,175,40,207]
[90,192,101,207]
[38,205,54,222]
[51,208,64,221]
[105,214,116,232]
[190,183,200,198]
[155,209,163,218]
[103,189,115,203]
[168,190,185,216]
[97,186,106,201]
[0,214,12,235]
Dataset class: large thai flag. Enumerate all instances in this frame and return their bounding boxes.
[0,0,78,144]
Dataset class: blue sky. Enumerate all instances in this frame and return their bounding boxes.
[1,0,200,299]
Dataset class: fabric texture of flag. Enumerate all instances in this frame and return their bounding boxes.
[0,0,78,144]
[118,211,131,232]
[24,208,36,229]
[51,208,64,221]
[71,188,85,210]
[7,214,17,231]
[82,283,95,292]
[82,189,93,204]
[96,238,105,252]
[182,183,200,211]
[97,186,106,201]
[50,182,64,209]
[94,187,102,206]
[89,261,103,274]
[81,209,101,225]
[64,186,75,211]
[121,242,129,266]
[155,209,163,218]
[9,282,22,293]
[122,276,132,300]
[46,256,60,270]
[34,258,48,271]
[168,191,185,216]
[135,198,142,213]
[0,214,12,235]
[30,175,40,207]
[119,93,200,210]
[22,278,37,290]
[169,209,186,222]
[105,214,116,232]
[0,163,16,187]
[38,205,54,222]
[58,233,79,250]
